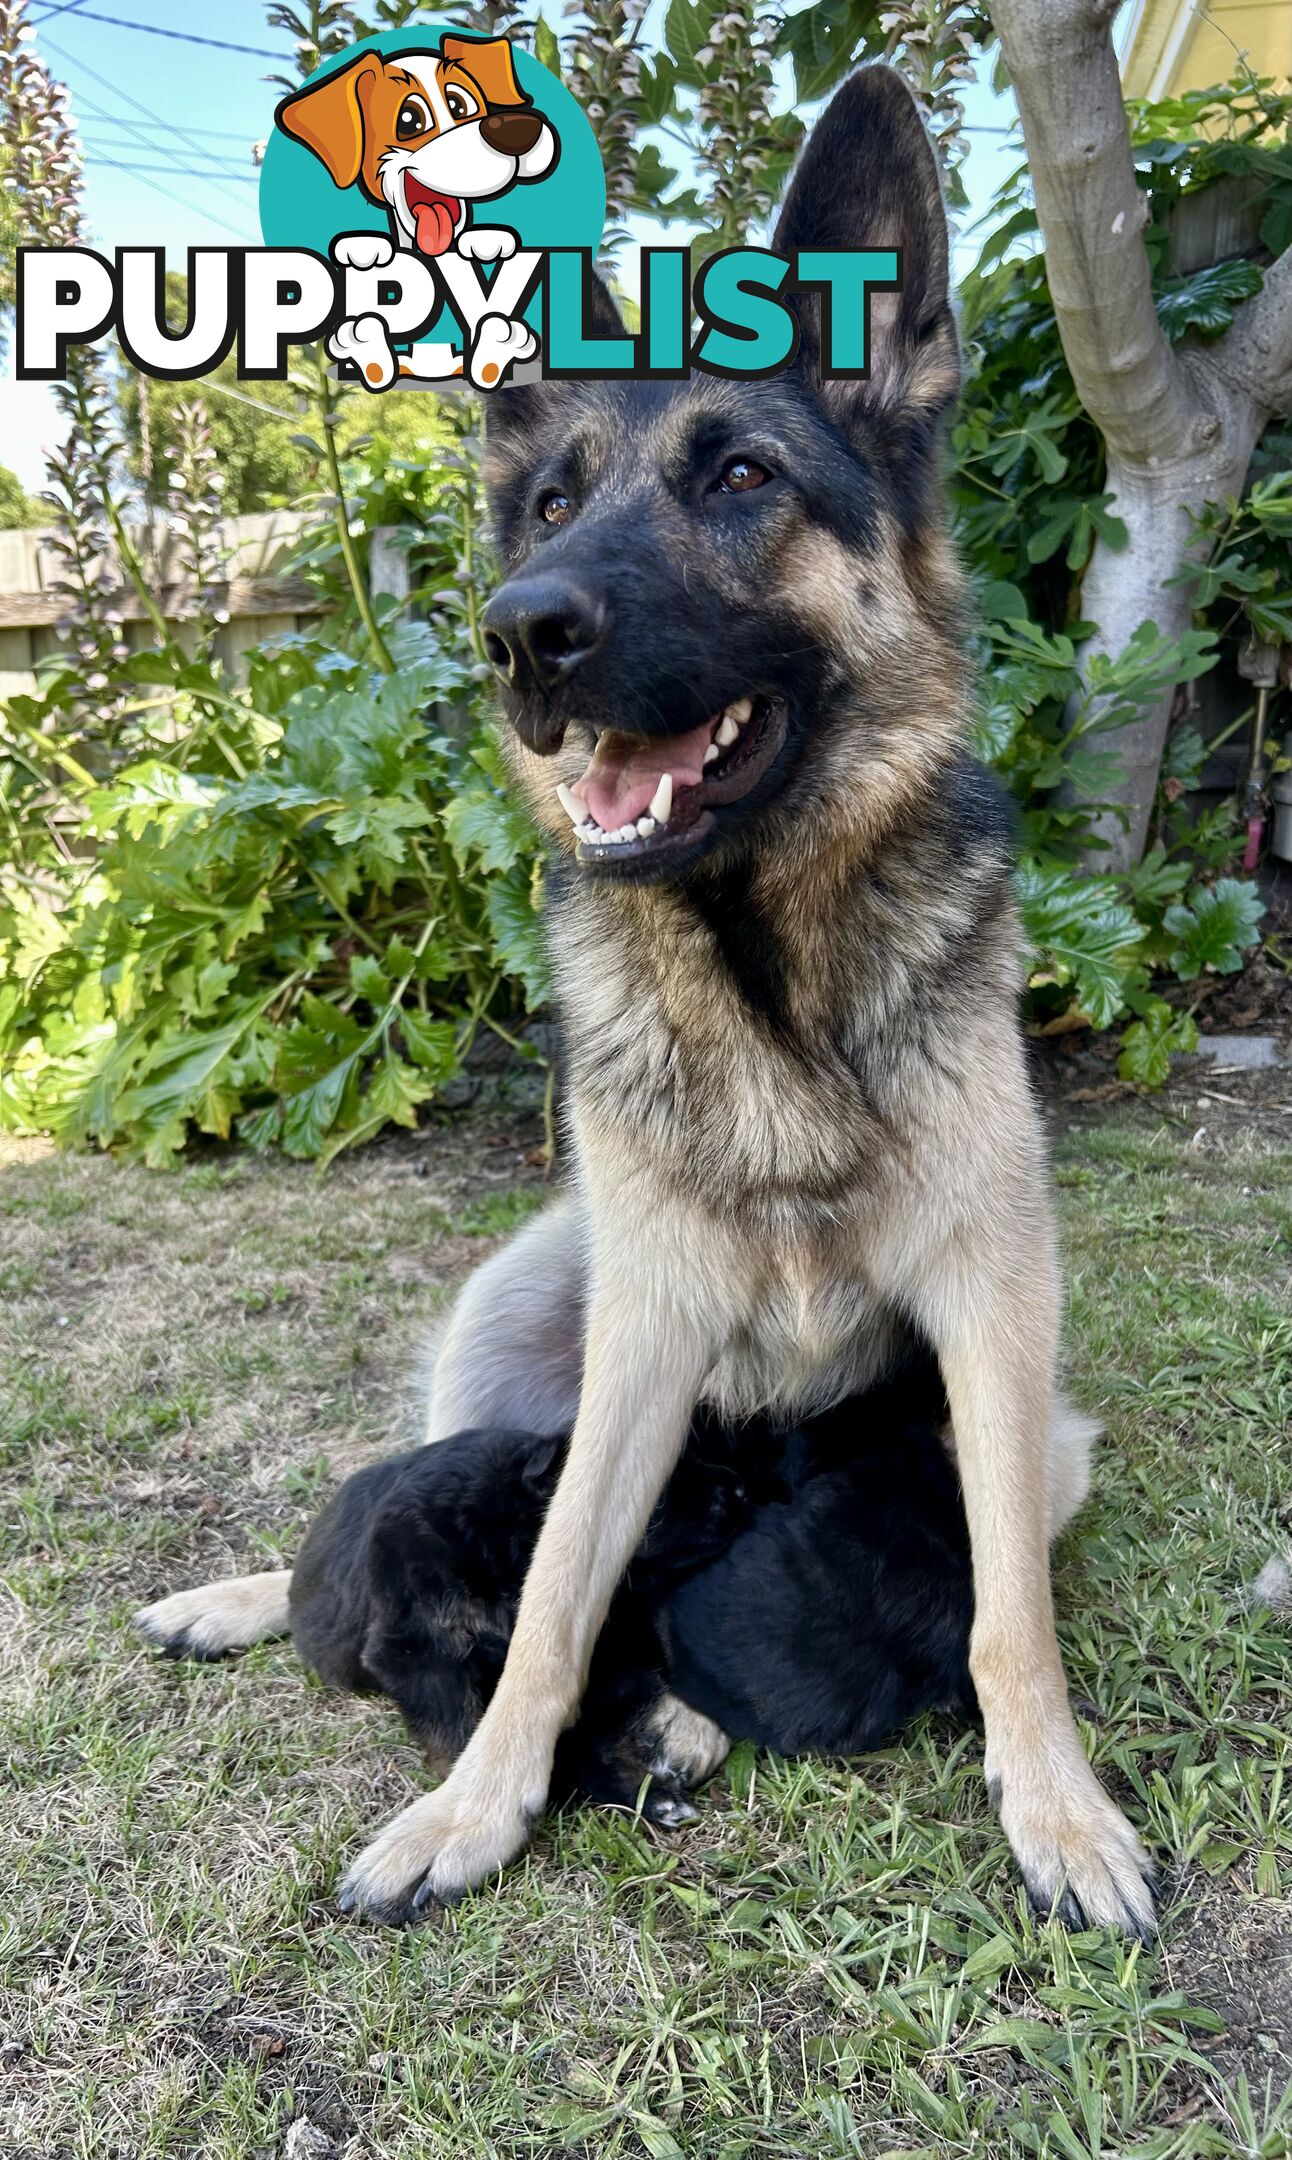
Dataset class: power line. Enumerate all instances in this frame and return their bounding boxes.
[32,7,285,56]
[76,119,263,144]
[74,151,251,238]
[42,34,263,218]
[82,128,260,172]
[69,86,259,218]
[87,154,260,184]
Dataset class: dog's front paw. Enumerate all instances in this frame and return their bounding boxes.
[457,226,517,264]
[338,1776,537,1925]
[134,1571,290,1660]
[993,1749,1156,1942]
[646,1693,730,1788]
[328,313,397,390]
[332,232,395,272]
[468,312,538,390]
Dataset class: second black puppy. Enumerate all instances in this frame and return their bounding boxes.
[289,1355,975,1829]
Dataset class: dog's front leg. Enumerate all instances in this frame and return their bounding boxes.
[338,1228,716,1923]
[914,1227,1155,1939]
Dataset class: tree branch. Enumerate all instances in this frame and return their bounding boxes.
[990,0,1202,467]
[1209,242,1292,417]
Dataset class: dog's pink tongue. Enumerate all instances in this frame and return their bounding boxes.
[573,721,712,832]
[413,198,456,256]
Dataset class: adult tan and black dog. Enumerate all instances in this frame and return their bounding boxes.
[138,65,1155,1940]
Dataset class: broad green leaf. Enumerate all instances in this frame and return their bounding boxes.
[1155,258,1263,341]
[533,12,561,77]
[349,953,391,1004]
[280,1055,359,1159]
[774,0,884,102]
[443,785,535,875]
[486,868,551,1008]
[399,1012,458,1080]
[1163,878,1264,978]
[365,1048,433,1130]
[663,0,722,85]
[1118,1000,1198,1087]
[976,579,1029,623]
[1016,859,1143,1029]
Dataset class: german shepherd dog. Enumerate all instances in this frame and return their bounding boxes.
[136,66,1155,1938]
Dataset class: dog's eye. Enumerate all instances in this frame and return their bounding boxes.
[719,457,770,494]
[539,490,572,527]
[396,96,432,140]
[445,85,480,122]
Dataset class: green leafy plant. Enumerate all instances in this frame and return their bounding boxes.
[971,606,1264,1055]
[1178,465,1292,646]
[1,430,548,1168]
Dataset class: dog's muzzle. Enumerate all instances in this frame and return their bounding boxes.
[483,575,607,745]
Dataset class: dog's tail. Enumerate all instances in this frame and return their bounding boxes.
[134,1570,292,1661]
[940,1387,1098,1542]
[1048,1394,1099,1539]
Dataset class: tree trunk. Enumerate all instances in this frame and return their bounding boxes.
[990,0,1292,870]
[1078,394,1262,865]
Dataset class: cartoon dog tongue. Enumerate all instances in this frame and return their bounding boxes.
[405,179,461,257]
[413,197,456,256]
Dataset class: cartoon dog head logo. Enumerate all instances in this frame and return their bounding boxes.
[276,38,559,264]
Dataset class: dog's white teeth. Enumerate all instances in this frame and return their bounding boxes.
[727,696,754,727]
[556,783,583,827]
[703,743,720,768]
[715,713,740,749]
[648,773,673,824]
[577,809,664,848]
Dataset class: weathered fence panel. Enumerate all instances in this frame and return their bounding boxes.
[0,509,331,700]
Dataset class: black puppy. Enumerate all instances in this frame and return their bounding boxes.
[289,1353,975,1819]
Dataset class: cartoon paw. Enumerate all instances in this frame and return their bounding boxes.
[332,232,396,272]
[328,313,397,391]
[469,312,538,391]
[457,227,518,265]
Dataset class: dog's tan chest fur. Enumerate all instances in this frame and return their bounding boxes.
[553,881,882,1213]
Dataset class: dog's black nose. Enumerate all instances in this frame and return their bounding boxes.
[482,577,606,711]
[481,111,544,156]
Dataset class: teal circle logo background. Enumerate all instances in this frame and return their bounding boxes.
[258,28,606,272]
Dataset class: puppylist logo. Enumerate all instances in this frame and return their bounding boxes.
[261,28,598,392]
[16,26,903,392]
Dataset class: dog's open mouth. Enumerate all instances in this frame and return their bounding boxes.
[554,695,788,870]
[404,173,462,256]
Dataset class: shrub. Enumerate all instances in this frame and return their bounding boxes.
[0,430,548,1167]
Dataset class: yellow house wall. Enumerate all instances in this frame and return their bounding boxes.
[1120,0,1292,100]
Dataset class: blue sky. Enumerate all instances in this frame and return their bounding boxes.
[0,0,1020,493]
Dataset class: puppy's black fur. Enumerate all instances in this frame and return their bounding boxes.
[290,1352,975,1814]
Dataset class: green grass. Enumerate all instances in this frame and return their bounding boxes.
[1,1109,1289,2158]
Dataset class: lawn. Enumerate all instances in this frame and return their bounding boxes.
[2,1079,1290,2159]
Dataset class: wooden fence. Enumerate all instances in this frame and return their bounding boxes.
[0,509,332,702]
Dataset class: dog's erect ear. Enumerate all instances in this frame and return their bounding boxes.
[441,33,529,110]
[277,53,380,191]
[772,65,958,438]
